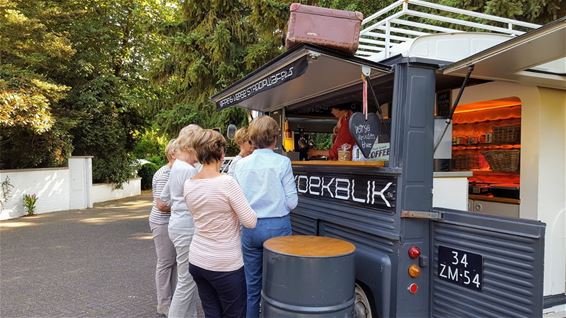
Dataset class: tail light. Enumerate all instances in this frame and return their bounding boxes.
[408,283,419,294]
[408,246,421,259]
[408,264,421,278]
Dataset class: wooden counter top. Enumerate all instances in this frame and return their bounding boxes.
[469,194,520,205]
[264,235,356,257]
[433,171,473,178]
[292,160,385,167]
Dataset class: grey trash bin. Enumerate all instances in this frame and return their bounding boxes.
[262,235,356,318]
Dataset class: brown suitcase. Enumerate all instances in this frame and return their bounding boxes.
[285,3,363,54]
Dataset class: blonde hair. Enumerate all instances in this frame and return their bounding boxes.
[165,139,176,161]
[234,127,250,146]
[248,116,279,149]
[191,129,226,165]
[175,124,203,156]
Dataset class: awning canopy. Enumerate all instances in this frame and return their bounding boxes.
[442,17,566,90]
[211,45,392,112]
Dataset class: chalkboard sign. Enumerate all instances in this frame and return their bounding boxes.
[436,90,451,117]
[349,112,380,158]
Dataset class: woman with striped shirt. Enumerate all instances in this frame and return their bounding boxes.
[184,129,257,318]
[149,139,177,316]
[161,125,203,318]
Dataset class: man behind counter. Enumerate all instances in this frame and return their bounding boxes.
[328,104,356,160]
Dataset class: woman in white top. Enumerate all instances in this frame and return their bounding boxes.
[184,129,257,318]
[159,125,203,318]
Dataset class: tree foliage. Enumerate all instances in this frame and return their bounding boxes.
[153,0,561,143]
[0,0,174,185]
[51,0,175,184]
[0,0,75,168]
[153,1,261,137]
[1,0,562,180]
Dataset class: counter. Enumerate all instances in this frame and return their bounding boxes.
[468,194,520,218]
[291,160,385,167]
[433,171,472,211]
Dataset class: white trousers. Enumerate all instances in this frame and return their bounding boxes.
[150,222,177,308]
[168,225,202,318]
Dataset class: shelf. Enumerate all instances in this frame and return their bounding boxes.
[453,144,520,150]
[469,194,520,205]
[471,170,519,176]
[453,116,521,125]
[469,170,520,184]
[453,105,521,124]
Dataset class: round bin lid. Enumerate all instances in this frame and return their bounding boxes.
[264,235,356,257]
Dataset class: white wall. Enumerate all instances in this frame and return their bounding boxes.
[69,157,93,209]
[0,157,141,220]
[538,88,566,297]
[0,168,70,219]
[453,82,566,297]
[91,178,141,204]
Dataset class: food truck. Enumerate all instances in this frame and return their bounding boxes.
[212,2,565,317]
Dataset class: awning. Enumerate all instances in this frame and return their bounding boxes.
[442,17,566,90]
[211,45,392,112]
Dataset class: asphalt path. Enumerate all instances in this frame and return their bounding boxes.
[0,193,163,318]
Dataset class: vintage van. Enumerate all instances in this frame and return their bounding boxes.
[212,2,565,317]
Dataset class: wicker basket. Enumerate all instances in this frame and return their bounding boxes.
[482,149,520,172]
[493,125,520,144]
[452,153,481,170]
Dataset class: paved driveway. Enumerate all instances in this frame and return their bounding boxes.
[0,194,162,318]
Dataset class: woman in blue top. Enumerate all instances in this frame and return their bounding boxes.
[233,116,298,318]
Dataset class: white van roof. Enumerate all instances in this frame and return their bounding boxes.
[357,0,539,62]
[364,32,512,63]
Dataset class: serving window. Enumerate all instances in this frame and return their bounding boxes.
[210,46,394,168]
[272,74,395,168]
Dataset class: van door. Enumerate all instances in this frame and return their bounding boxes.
[430,208,545,318]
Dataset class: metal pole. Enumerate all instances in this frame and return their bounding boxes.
[433,65,474,153]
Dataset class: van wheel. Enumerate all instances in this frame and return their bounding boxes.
[354,284,372,318]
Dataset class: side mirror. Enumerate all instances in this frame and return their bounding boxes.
[227,124,237,140]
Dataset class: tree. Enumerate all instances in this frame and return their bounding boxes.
[1,0,175,185]
[0,0,76,168]
[154,0,560,145]
[153,1,270,138]
[2,0,560,174]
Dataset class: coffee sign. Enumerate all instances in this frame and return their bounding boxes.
[349,112,380,158]
[353,142,390,161]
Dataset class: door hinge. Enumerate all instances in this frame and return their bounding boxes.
[401,210,442,220]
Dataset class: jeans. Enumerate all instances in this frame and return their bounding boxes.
[189,264,247,318]
[241,215,291,318]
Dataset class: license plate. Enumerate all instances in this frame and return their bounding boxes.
[437,246,483,291]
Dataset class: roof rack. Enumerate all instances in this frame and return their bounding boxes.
[357,0,540,60]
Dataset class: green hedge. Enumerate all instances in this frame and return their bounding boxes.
[138,162,159,190]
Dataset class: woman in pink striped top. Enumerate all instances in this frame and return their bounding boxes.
[183,129,257,318]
